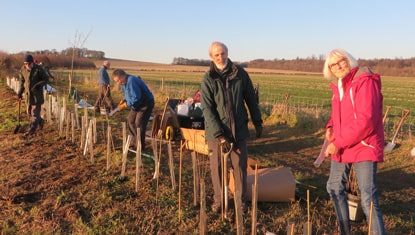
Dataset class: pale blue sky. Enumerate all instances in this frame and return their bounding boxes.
[0,0,414,63]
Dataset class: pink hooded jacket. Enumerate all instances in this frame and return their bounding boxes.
[326,67,384,163]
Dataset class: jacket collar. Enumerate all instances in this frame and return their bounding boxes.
[329,66,380,90]
[208,59,239,81]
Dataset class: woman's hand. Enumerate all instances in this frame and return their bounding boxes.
[325,127,334,142]
[325,142,337,157]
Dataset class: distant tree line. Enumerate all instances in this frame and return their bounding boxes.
[248,57,415,77]
[27,48,105,59]
[172,57,211,66]
[172,56,415,77]
[172,57,248,68]
[0,50,96,77]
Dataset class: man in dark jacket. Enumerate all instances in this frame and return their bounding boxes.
[17,54,49,135]
[111,69,154,149]
[201,42,263,212]
[94,61,115,113]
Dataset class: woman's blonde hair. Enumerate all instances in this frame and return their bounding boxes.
[323,49,358,79]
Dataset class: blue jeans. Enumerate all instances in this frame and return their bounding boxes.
[326,160,386,235]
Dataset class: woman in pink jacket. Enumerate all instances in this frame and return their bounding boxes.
[323,49,386,234]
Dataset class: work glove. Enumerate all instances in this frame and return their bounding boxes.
[255,125,263,138]
[217,135,233,153]
[108,107,119,117]
[117,99,128,111]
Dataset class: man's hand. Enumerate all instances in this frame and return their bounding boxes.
[118,100,128,111]
[325,142,337,157]
[325,127,334,142]
[218,136,233,153]
[255,125,263,138]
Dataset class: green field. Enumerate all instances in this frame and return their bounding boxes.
[55,69,415,128]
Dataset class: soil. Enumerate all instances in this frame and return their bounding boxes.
[0,81,414,234]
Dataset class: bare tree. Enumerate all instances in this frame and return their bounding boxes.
[68,28,93,95]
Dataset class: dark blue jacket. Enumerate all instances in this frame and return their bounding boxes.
[98,66,110,85]
[122,75,154,110]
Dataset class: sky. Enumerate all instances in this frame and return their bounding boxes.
[1,0,414,63]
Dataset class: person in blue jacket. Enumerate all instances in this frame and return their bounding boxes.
[94,61,115,113]
[112,69,154,149]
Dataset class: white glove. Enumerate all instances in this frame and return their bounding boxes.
[109,107,119,117]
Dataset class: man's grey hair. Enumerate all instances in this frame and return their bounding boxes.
[209,41,228,56]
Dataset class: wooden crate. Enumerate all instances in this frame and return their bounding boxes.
[180,128,209,155]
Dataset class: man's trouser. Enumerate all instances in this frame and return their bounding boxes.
[94,84,115,111]
[28,104,42,132]
[207,139,248,206]
[127,101,154,149]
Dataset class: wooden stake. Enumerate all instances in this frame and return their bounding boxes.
[83,120,91,156]
[152,138,159,179]
[121,135,131,177]
[234,190,244,235]
[251,164,259,235]
[135,128,142,192]
[305,189,311,235]
[65,112,70,140]
[168,140,176,190]
[74,103,80,129]
[71,113,75,143]
[92,117,97,144]
[80,116,86,149]
[47,94,52,123]
[368,200,374,235]
[59,107,64,136]
[199,179,207,235]
[287,223,295,235]
[122,122,126,150]
[62,97,66,118]
[178,140,184,222]
[88,120,94,163]
[192,151,198,206]
[106,125,111,170]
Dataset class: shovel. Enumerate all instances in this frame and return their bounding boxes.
[13,99,22,134]
[382,106,391,125]
[221,142,233,219]
[384,109,410,153]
